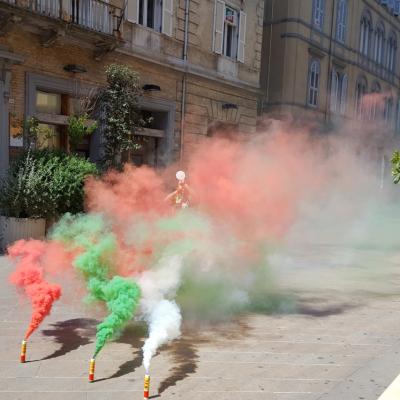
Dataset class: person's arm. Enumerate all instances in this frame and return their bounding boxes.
[164,190,178,202]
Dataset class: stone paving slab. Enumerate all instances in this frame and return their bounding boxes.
[1,256,400,400]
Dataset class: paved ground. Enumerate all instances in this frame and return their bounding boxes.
[1,252,400,400]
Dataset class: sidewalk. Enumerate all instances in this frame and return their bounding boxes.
[1,255,400,400]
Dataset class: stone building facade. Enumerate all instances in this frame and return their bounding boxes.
[261,0,400,131]
[0,0,265,175]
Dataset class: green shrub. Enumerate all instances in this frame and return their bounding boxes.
[0,150,98,219]
[392,151,400,184]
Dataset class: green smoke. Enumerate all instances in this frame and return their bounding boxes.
[51,213,141,357]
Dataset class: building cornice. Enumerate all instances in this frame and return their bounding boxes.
[116,47,262,96]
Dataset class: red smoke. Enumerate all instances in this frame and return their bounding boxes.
[8,240,62,340]
[188,133,323,240]
[86,164,170,221]
[85,164,174,275]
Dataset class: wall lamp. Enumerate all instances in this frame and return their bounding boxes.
[222,103,238,110]
[142,84,161,92]
[64,64,87,73]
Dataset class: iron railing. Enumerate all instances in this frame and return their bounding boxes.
[1,0,123,35]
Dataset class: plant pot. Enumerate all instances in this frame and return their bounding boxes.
[0,216,46,252]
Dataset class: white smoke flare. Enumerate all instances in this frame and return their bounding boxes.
[142,299,182,372]
[138,255,184,371]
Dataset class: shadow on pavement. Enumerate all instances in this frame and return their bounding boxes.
[157,337,200,395]
[41,318,98,361]
[294,297,358,317]
[95,323,146,382]
[158,319,248,395]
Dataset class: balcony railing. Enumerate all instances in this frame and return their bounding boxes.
[1,0,123,35]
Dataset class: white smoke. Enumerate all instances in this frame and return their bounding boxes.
[142,299,182,372]
[138,255,184,372]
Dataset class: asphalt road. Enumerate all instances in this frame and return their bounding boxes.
[1,253,400,400]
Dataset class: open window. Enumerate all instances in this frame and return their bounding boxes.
[214,1,246,63]
[126,0,173,36]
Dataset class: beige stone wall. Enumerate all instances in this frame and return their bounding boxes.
[261,0,400,127]
[121,0,264,88]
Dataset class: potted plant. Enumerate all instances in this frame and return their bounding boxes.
[67,113,97,153]
[0,150,97,251]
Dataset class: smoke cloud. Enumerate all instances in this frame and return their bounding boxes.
[7,117,400,371]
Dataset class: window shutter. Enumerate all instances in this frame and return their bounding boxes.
[214,0,225,54]
[162,0,174,37]
[126,0,139,24]
[237,10,247,63]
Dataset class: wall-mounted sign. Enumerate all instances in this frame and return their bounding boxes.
[9,114,23,147]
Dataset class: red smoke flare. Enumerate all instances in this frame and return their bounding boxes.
[8,240,61,340]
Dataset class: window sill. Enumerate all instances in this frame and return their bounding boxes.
[129,23,162,51]
[129,22,161,35]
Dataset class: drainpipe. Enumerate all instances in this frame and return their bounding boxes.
[180,0,190,164]
[265,0,275,104]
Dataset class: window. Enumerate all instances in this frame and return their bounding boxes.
[308,60,320,107]
[139,0,161,30]
[387,33,397,72]
[340,75,348,115]
[360,12,372,57]
[336,0,347,43]
[384,97,394,125]
[35,91,64,150]
[330,69,348,115]
[126,0,173,36]
[355,77,368,119]
[223,6,238,58]
[373,22,385,64]
[214,1,247,63]
[370,81,381,120]
[396,98,400,131]
[330,69,339,112]
[312,0,325,30]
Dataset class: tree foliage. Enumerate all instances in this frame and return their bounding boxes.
[392,151,400,184]
[97,64,146,170]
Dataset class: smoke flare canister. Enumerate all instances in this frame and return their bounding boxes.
[88,358,95,382]
[20,340,27,363]
[143,374,150,399]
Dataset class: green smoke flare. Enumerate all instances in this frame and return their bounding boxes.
[51,213,141,357]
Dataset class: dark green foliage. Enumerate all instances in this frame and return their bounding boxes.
[67,114,97,153]
[392,151,400,184]
[0,150,98,219]
[97,64,147,170]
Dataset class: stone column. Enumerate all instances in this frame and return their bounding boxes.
[0,50,24,177]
